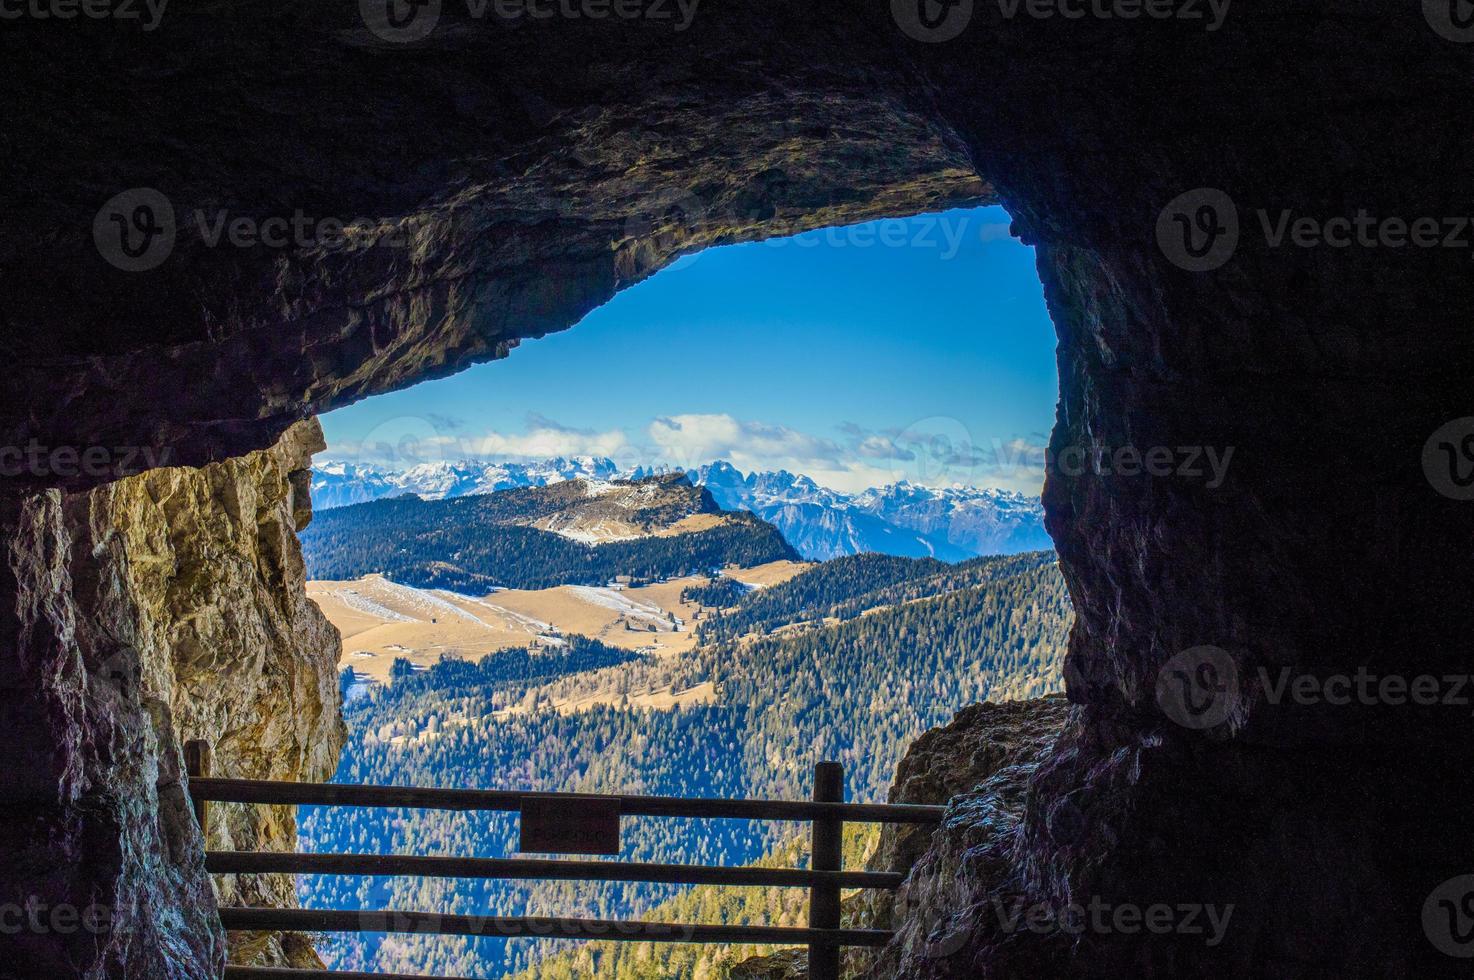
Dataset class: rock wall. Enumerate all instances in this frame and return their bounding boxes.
[920,13,1474,974]
[0,420,343,977]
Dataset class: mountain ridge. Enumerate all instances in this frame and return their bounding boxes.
[300,473,799,591]
[312,456,1050,560]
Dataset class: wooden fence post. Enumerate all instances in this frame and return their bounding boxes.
[809,761,844,980]
[184,739,211,840]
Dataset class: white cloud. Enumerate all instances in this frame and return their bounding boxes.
[856,434,912,460]
[644,413,1043,495]
[647,414,846,471]
[330,413,630,467]
[461,426,631,460]
[328,410,1045,495]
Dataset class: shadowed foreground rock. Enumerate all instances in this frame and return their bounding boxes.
[730,951,808,980]
[856,695,1073,978]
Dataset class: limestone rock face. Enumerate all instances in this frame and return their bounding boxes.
[0,420,343,977]
[729,950,808,980]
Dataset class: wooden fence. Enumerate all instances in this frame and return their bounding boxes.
[184,740,944,980]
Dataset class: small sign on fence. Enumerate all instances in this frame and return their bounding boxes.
[518,794,622,855]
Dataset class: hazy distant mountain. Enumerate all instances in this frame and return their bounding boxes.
[310,456,1048,561]
[683,462,958,561]
[851,480,1054,557]
[687,461,1049,561]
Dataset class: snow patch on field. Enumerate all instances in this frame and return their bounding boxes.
[331,576,530,634]
[547,521,643,545]
[718,571,764,592]
[330,588,416,623]
[581,479,621,498]
[452,594,552,632]
[566,586,672,627]
[366,577,491,626]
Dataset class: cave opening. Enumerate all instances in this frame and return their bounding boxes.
[287,204,1070,976]
[9,6,1471,976]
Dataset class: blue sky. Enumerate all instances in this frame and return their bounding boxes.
[320,205,1058,494]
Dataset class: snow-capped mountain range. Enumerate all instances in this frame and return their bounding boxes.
[311,456,1049,561]
[311,456,620,509]
[685,461,1049,560]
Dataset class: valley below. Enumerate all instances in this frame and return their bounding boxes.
[296,470,1069,978]
[310,559,808,690]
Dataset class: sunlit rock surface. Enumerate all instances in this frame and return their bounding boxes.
[1,420,343,975]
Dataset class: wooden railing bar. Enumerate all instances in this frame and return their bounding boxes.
[184,740,211,837]
[808,761,844,980]
[206,850,904,890]
[217,907,895,947]
[188,777,945,823]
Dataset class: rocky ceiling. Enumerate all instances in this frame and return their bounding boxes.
[4,1,1474,977]
[2,2,991,482]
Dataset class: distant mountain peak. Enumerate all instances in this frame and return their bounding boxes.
[310,455,1048,562]
[300,472,799,590]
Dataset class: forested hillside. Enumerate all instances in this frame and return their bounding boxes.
[382,635,643,697]
[507,830,880,980]
[298,552,1070,977]
[302,488,798,591]
[680,576,751,609]
[696,551,1050,641]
